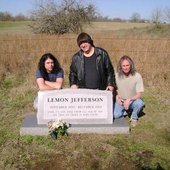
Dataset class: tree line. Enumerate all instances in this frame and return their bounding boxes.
[0,0,170,34]
[0,12,28,21]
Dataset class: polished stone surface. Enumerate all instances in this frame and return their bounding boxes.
[20,114,129,136]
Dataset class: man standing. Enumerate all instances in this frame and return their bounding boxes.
[114,55,145,127]
[69,32,116,91]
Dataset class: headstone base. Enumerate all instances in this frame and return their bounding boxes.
[20,114,130,135]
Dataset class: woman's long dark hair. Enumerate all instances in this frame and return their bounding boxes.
[117,55,136,77]
[38,53,62,80]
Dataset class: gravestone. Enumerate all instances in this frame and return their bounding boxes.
[20,89,129,135]
[37,89,113,125]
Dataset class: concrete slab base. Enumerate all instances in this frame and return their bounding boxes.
[20,114,130,136]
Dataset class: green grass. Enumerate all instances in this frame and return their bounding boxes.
[1,21,169,36]
[0,21,32,34]
[0,21,31,28]
[113,24,170,37]
[0,74,170,169]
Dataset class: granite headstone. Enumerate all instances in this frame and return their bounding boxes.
[37,89,113,125]
[20,89,129,135]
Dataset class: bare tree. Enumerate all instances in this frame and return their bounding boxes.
[164,7,170,23]
[151,8,163,27]
[130,12,141,22]
[14,14,28,21]
[30,0,96,34]
[0,12,13,21]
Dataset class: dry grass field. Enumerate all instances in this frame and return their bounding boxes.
[85,21,151,32]
[0,21,170,169]
[0,22,169,88]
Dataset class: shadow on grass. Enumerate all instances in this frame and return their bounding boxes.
[124,107,146,119]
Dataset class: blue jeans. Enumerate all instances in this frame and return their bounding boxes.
[114,99,145,120]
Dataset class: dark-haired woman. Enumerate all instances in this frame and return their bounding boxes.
[33,53,64,109]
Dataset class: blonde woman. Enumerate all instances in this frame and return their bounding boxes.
[114,55,145,127]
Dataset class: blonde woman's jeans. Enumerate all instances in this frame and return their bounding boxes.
[113,99,144,120]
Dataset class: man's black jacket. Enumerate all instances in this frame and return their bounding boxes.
[69,47,116,90]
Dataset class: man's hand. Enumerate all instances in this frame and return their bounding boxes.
[123,99,131,110]
[70,84,78,89]
[106,86,114,92]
